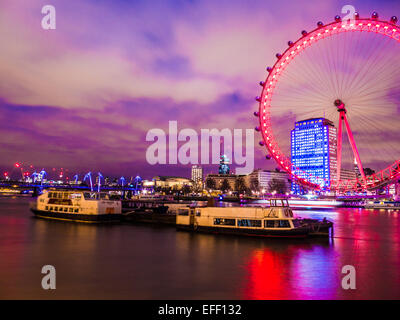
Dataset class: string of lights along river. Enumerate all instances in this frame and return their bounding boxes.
[0,196,399,300]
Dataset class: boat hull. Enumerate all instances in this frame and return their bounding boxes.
[176,224,310,238]
[31,209,122,223]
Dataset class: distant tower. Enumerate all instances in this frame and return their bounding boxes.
[191,165,203,188]
[219,155,230,174]
[291,118,337,193]
[354,157,361,178]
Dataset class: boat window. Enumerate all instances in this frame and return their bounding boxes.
[48,192,53,198]
[57,193,62,199]
[292,220,301,227]
[195,210,201,216]
[237,219,261,227]
[178,209,189,216]
[214,218,236,226]
[74,208,79,213]
[69,208,73,213]
[84,192,98,200]
[277,220,291,228]
[49,206,53,211]
[264,220,276,228]
[64,207,68,212]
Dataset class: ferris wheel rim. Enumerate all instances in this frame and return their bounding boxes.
[256,15,400,192]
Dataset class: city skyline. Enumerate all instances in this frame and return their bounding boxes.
[1,0,400,179]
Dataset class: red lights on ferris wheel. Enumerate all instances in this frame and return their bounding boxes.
[15,163,20,168]
[254,12,400,192]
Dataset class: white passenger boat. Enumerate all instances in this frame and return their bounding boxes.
[30,190,122,223]
[364,200,400,210]
[176,199,333,238]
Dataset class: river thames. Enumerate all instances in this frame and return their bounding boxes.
[0,196,399,300]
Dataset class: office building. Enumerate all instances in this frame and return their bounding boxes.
[291,118,337,193]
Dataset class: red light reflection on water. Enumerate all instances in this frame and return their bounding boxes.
[242,244,338,300]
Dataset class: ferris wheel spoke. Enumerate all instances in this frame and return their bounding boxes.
[343,33,395,100]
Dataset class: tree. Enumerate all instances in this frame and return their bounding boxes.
[250,177,259,192]
[235,176,247,193]
[268,178,288,194]
[220,179,231,192]
[364,168,375,176]
[182,184,193,195]
[205,177,216,190]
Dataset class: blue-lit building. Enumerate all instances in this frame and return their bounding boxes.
[219,155,230,174]
[291,118,337,193]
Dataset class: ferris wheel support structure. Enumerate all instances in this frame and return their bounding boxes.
[335,99,366,184]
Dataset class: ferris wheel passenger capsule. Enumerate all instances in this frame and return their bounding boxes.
[391,16,398,24]
[266,67,272,73]
[354,12,360,20]
[334,15,341,22]
[255,96,261,102]
[317,21,324,27]
[259,81,265,86]
[301,30,308,36]
[265,155,271,160]
[253,111,259,117]
[288,41,294,47]
[259,141,265,146]
[372,12,379,19]
[276,53,282,59]
[255,126,260,132]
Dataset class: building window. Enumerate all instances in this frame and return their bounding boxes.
[237,219,262,227]
[45,206,48,210]
[214,218,236,226]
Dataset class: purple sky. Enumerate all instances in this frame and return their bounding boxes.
[1,0,399,180]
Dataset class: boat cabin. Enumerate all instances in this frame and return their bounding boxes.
[176,198,297,230]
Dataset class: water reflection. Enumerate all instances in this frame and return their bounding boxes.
[243,241,336,299]
[0,197,400,299]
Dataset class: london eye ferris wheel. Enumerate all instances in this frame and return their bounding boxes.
[254,12,400,193]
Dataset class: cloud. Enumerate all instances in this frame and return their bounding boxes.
[1,0,400,178]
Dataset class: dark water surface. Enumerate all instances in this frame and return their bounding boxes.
[0,196,399,299]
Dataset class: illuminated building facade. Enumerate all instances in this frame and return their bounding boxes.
[219,155,230,174]
[191,165,203,189]
[291,118,337,193]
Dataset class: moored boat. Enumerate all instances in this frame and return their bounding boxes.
[176,198,333,238]
[30,190,122,223]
